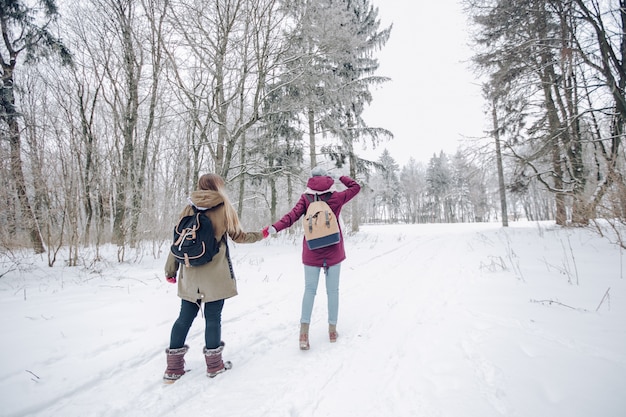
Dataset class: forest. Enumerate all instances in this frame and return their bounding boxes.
[1,0,625,265]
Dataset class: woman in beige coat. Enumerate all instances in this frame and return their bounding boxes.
[163,173,264,383]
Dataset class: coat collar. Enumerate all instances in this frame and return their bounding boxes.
[188,190,224,210]
[305,185,337,195]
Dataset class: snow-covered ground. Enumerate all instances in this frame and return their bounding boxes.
[1,221,625,417]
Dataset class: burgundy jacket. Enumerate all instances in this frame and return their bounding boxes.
[272,175,361,267]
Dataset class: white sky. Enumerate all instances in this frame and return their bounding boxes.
[361,0,488,166]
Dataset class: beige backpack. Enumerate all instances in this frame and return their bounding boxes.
[303,194,340,250]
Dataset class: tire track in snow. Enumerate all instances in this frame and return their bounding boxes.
[339,226,516,416]
[300,231,467,416]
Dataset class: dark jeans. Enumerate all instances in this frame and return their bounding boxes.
[169,299,224,350]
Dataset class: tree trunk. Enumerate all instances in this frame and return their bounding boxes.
[2,63,45,253]
[8,119,45,253]
[237,133,246,218]
[111,0,141,251]
[491,98,509,227]
[557,12,587,225]
[349,152,360,232]
[539,62,567,225]
[308,107,317,168]
[129,0,166,245]
[77,85,97,246]
[270,174,277,223]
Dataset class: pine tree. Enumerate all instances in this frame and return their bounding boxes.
[467,0,626,226]
[426,152,452,223]
[282,0,391,171]
[374,149,401,222]
[320,0,392,176]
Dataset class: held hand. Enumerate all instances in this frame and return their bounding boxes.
[166,276,177,284]
[262,226,277,238]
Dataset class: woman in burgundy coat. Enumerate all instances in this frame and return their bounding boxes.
[263,167,361,350]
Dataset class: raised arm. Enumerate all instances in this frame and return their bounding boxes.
[272,195,308,233]
[336,176,361,204]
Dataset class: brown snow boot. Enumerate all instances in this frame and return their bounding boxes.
[163,345,189,383]
[203,341,232,378]
[299,323,310,350]
[329,324,338,343]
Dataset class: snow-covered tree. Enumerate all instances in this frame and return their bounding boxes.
[399,158,427,223]
[0,0,71,253]
[370,149,401,222]
[426,152,452,223]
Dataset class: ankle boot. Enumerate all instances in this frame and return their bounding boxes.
[163,345,189,383]
[329,324,338,343]
[299,323,310,350]
[203,341,232,378]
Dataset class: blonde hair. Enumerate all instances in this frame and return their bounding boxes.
[198,173,242,234]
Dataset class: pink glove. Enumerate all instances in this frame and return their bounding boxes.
[166,276,177,284]
[262,226,276,238]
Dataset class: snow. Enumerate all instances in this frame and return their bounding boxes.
[1,221,625,417]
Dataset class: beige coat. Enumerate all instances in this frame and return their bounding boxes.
[164,190,263,303]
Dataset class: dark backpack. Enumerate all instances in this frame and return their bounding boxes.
[171,206,221,267]
[302,194,341,250]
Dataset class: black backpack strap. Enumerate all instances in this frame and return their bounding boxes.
[305,193,330,204]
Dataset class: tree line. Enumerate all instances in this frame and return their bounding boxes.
[0,0,392,265]
[363,147,554,225]
[464,0,626,242]
[2,0,626,267]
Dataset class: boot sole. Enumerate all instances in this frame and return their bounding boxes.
[163,369,189,384]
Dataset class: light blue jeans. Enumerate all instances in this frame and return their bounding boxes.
[301,263,341,325]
